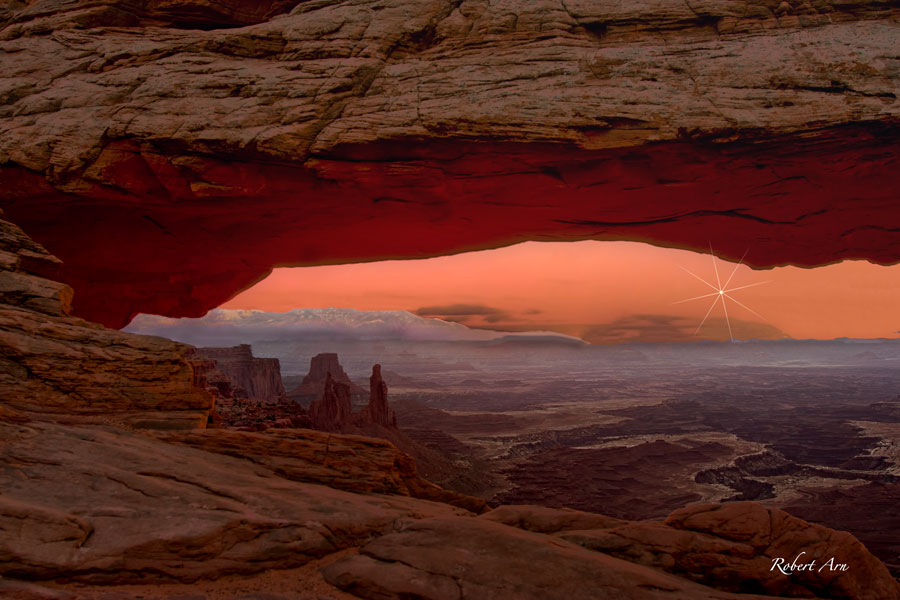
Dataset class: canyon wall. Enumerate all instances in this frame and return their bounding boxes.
[0,201,898,597]
[194,344,287,403]
[0,211,213,429]
[288,352,366,402]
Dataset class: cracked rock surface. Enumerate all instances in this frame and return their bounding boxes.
[0,418,471,584]
[321,505,900,600]
[0,0,898,326]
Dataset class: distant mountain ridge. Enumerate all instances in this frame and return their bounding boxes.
[125,308,584,347]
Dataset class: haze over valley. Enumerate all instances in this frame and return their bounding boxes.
[129,308,900,576]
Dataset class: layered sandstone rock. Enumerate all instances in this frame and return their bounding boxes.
[0,417,472,585]
[303,353,353,387]
[1,5,900,597]
[1,398,896,597]
[0,211,69,315]
[165,427,488,513]
[323,504,900,600]
[296,356,497,497]
[782,480,900,576]
[0,0,898,326]
[480,504,628,533]
[308,371,354,431]
[193,344,286,403]
[302,355,399,431]
[289,352,366,403]
[361,364,397,427]
[0,210,490,585]
[213,392,311,431]
[194,357,248,401]
[546,502,900,600]
[0,214,212,429]
[664,502,899,599]
[188,354,312,430]
[323,516,773,600]
[0,0,303,30]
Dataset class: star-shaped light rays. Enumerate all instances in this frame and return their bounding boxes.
[674,246,770,342]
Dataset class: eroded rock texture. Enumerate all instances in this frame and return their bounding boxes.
[300,354,399,430]
[0,418,472,584]
[4,409,899,600]
[0,215,489,588]
[0,213,213,429]
[0,0,898,326]
[166,427,488,513]
[362,364,397,427]
[193,344,286,403]
[309,370,354,430]
[0,0,304,31]
[8,215,896,598]
[289,352,366,403]
[323,504,900,600]
[558,502,900,599]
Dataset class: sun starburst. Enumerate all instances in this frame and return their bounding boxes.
[674,246,770,342]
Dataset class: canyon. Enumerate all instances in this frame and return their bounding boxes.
[4,212,899,598]
[384,354,900,578]
[2,0,900,597]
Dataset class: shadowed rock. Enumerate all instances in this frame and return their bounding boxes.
[322,516,773,600]
[361,364,396,427]
[289,352,366,403]
[1,0,898,326]
[308,371,353,431]
[322,503,900,600]
[193,344,287,404]
[480,504,628,533]
[0,214,212,429]
[550,502,900,600]
[165,427,487,513]
[0,418,471,584]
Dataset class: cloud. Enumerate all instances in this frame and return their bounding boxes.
[582,314,790,345]
[581,314,694,344]
[415,303,511,324]
[412,306,791,345]
[435,315,472,324]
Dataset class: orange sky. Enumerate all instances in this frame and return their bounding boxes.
[221,241,900,344]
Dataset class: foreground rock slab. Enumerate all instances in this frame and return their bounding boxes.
[492,503,900,600]
[479,503,628,533]
[322,516,782,600]
[0,418,470,584]
[0,553,360,599]
[324,504,900,600]
[165,427,488,512]
[1,410,897,599]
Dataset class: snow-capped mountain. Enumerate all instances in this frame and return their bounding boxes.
[124,308,572,346]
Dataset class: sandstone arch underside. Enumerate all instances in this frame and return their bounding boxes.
[1,0,898,328]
